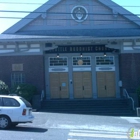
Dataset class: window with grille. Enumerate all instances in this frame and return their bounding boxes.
[11,73,25,86]
[49,57,68,66]
[96,56,114,66]
[73,56,91,66]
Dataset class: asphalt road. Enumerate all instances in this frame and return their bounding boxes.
[0,112,140,140]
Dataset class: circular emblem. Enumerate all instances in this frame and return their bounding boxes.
[71,6,88,22]
[77,59,83,65]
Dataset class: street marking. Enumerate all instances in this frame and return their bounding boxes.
[70,129,126,135]
[67,129,128,139]
[120,117,140,123]
[67,139,79,140]
[52,124,127,132]
[69,132,127,139]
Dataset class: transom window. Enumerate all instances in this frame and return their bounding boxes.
[49,57,68,66]
[96,56,114,65]
[73,56,91,66]
[11,73,25,86]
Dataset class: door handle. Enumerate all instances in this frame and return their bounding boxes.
[60,86,61,91]
[105,86,106,90]
[83,86,84,90]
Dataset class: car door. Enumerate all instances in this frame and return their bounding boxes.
[2,97,21,122]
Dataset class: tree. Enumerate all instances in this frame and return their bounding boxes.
[0,80,9,95]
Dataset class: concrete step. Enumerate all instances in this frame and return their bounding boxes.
[40,99,135,116]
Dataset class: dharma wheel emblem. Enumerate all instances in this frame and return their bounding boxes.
[78,59,83,65]
[71,6,88,22]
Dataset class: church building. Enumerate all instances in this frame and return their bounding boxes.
[0,0,140,104]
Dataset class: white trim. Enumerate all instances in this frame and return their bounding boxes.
[96,67,115,71]
[21,49,41,53]
[73,67,91,71]
[123,46,140,50]
[7,45,16,49]
[30,44,40,48]
[136,42,140,45]
[123,47,133,50]
[19,44,28,49]
[49,67,68,72]
[123,42,133,46]
[0,45,4,48]
[0,50,15,53]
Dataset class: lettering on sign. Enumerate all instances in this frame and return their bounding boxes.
[12,64,23,71]
[45,45,117,53]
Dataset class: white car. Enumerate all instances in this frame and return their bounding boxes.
[0,95,34,129]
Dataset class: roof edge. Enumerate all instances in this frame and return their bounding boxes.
[3,0,62,34]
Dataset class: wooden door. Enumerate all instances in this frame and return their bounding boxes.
[73,72,83,98]
[73,72,92,99]
[50,72,69,99]
[83,72,92,98]
[50,73,60,99]
[97,72,116,98]
[106,72,116,97]
[97,72,106,97]
[59,73,69,98]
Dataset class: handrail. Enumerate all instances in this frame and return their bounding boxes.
[123,89,135,110]
[40,90,44,101]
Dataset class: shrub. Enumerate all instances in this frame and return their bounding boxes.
[0,80,9,95]
[11,83,37,102]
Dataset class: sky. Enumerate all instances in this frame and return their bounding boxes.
[0,0,140,34]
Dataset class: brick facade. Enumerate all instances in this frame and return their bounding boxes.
[0,55,45,94]
[119,53,140,93]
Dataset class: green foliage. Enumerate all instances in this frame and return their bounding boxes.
[0,80,9,95]
[11,83,37,102]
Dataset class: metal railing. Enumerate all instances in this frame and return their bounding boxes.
[123,88,135,110]
[40,90,45,101]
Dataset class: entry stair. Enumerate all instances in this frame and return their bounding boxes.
[40,99,136,116]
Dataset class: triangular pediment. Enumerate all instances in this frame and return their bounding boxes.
[3,0,140,36]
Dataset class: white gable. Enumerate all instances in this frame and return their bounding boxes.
[3,0,140,34]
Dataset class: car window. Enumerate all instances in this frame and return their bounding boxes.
[20,97,32,107]
[3,97,20,107]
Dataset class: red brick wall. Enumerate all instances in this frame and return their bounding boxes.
[119,53,140,93]
[0,55,45,94]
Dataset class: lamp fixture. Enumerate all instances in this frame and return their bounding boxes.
[80,53,83,57]
[104,52,107,57]
[57,53,59,58]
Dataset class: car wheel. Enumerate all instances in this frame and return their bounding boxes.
[0,116,11,129]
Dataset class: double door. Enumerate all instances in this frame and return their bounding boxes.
[50,72,69,99]
[97,71,116,98]
[73,72,92,98]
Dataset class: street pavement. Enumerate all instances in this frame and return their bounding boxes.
[0,112,140,140]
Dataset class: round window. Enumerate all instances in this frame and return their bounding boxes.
[71,6,88,22]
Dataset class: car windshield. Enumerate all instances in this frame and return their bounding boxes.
[20,97,32,108]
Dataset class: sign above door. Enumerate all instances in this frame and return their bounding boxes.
[45,45,119,53]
